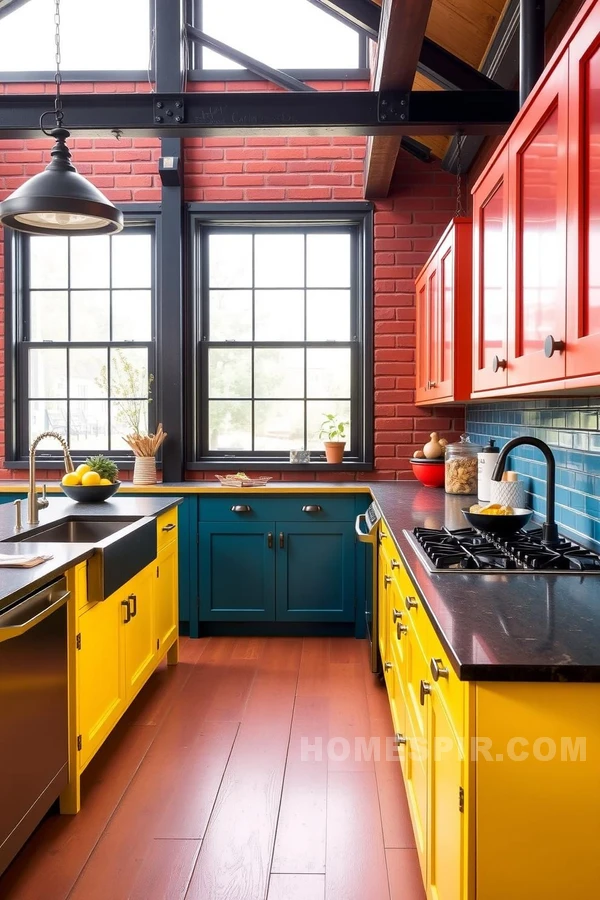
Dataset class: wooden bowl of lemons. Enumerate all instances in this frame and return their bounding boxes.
[61,457,120,502]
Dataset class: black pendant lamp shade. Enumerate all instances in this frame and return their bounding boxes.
[0,127,123,236]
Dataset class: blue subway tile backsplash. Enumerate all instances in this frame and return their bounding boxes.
[466,398,600,551]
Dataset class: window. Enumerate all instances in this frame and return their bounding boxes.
[190,204,373,467]
[0,0,151,74]
[6,219,157,462]
[192,0,367,75]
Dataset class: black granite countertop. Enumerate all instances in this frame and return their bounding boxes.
[0,496,181,613]
[369,482,600,683]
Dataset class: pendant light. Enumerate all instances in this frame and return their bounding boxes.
[0,0,123,236]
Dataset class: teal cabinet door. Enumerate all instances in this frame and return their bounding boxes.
[275,521,355,622]
[199,521,276,621]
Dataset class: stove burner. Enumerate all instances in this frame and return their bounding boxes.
[411,525,600,573]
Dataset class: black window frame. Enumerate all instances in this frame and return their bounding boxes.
[3,204,162,469]
[0,0,154,83]
[187,0,370,83]
[187,202,373,471]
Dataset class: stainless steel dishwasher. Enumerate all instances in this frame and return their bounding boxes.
[0,577,69,877]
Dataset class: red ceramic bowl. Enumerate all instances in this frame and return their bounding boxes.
[410,458,445,488]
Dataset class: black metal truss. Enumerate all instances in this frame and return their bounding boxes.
[186,24,316,93]
[306,0,380,39]
[0,89,520,139]
[0,0,30,21]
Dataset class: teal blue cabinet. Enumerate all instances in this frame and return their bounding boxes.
[275,522,355,622]
[199,522,276,621]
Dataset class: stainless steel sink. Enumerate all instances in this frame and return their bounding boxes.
[16,517,140,544]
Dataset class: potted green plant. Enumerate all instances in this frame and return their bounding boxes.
[319,413,349,464]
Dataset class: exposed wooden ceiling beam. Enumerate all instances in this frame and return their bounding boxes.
[365,0,433,198]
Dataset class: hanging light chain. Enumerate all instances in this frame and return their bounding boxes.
[455,130,465,218]
[54,0,63,124]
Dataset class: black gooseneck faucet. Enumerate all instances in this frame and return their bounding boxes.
[491,436,559,546]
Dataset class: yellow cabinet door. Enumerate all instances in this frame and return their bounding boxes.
[428,688,464,900]
[156,542,178,655]
[77,593,124,769]
[123,566,156,703]
[378,541,391,665]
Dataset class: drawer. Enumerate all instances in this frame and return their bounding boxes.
[157,507,178,551]
[199,494,356,523]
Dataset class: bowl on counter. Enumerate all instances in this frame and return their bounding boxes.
[61,481,121,503]
[410,457,445,488]
[461,507,533,536]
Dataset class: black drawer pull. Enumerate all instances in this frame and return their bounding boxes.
[121,599,131,624]
[279,532,285,549]
[129,593,137,618]
[162,523,176,532]
[231,505,251,513]
[302,505,322,513]
[267,532,273,549]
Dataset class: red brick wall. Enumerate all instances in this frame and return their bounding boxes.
[0,79,464,482]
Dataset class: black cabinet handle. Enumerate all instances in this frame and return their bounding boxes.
[162,523,176,532]
[544,335,565,358]
[121,599,131,624]
[231,505,251,513]
[129,593,137,618]
[301,505,322,513]
[279,532,284,549]
[267,532,273,549]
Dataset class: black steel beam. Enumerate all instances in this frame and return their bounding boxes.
[520,0,545,106]
[0,90,520,139]
[419,38,503,92]
[155,0,185,482]
[186,24,316,93]
[0,0,30,21]
[306,0,380,39]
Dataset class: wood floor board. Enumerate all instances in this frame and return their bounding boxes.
[325,772,390,900]
[267,873,325,900]
[271,695,329,875]
[295,637,331,697]
[386,848,427,900]
[185,638,303,900]
[327,661,375,773]
[370,717,417,850]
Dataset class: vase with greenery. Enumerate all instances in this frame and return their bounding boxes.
[319,413,349,464]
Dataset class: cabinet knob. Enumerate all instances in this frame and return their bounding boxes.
[427,380,438,389]
[492,355,507,373]
[391,559,400,570]
[384,661,393,671]
[279,532,285,549]
[405,596,419,610]
[394,733,407,746]
[301,505,322,513]
[267,532,273,549]
[392,607,402,622]
[396,622,408,639]
[231,505,251,513]
[544,335,565,358]
[384,575,392,586]
[379,531,387,543]
[430,658,449,681]
[420,679,432,705]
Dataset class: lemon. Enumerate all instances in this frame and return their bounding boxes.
[76,464,91,478]
[62,472,80,486]
[99,478,113,485]
[82,471,101,486]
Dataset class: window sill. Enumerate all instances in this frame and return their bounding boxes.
[3,459,155,471]
[187,460,373,472]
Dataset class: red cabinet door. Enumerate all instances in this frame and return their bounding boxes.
[415,264,432,404]
[472,148,509,392]
[567,0,600,379]
[508,56,569,386]
[428,229,454,401]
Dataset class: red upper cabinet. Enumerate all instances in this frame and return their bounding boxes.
[567,0,600,379]
[415,218,472,406]
[508,55,569,386]
[472,149,509,393]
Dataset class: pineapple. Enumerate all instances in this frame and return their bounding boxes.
[85,455,119,484]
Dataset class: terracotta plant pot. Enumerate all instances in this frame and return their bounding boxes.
[324,441,346,463]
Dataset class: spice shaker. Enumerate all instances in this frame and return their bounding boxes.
[477,438,500,502]
[444,434,481,495]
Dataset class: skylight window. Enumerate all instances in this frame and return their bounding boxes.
[199,0,361,70]
[0,0,150,72]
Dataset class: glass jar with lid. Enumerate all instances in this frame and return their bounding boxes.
[444,434,482,495]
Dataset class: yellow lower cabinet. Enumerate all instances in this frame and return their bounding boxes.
[123,565,157,703]
[427,687,464,900]
[378,540,392,665]
[76,591,125,771]
[156,540,179,660]
[405,701,428,878]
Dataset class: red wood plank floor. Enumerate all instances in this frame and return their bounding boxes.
[0,637,425,900]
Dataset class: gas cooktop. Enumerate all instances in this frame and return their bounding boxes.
[404,526,600,575]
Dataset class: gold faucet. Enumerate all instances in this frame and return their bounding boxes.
[28,431,74,526]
